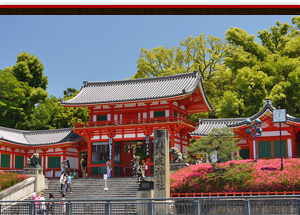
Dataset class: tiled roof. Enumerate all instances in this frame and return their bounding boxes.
[228,99,300,127]
[61,72,212,109]
[0,126,82,146]
[190,118,247,137]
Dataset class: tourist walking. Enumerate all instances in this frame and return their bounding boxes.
[106,159,112,178]
[46,193,54,215]
[59,171,66,193]
[131,159,136,177]
[62,174,67,195]
[38,192,46,214]
[66,172,73,194]
[136,169,143,182]
[59,193,66,215]
[143,161,148,177]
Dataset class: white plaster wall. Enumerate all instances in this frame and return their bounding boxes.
[102,135,108,139]
[138,103,146,106]
[125,103,136,107]
[173,101,178,107]
[107,114,111,121]
[182,141,188,145]
[288,139,292,158]
[67,148,78,153]
[182,145,188,155]
[114,114,118,121]
[166,110,169,117]
[124,134,136,138]
[261,131,290,137]
[66,156,79,169]
[92,136,100,140]
[175,143,180,150]
[46,170,53,177]
[143,112,147,118]
[180,105,185,110]
[137,133,145,137]
[175,138,180,143]
[151,102,159,105]
[150,111,153,118]
[55,171,61,177]
[114,134,122,139]
[93,115,96,122]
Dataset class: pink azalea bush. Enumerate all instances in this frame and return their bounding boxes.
[170,159,300,193]
[0,172,29,192]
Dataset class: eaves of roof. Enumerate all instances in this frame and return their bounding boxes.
[228,99,300,128]
[0,126,82,146]
[61,72,210,107]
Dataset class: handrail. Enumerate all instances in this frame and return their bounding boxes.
[1,195,300,203]
[171,191,300,197]
[74,116,196,128]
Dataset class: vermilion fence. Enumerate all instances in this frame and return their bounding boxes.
[74,116,196,128]
[171,191,300,197]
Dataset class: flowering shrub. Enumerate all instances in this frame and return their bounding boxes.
[170,159,300,193]
[0,172,29,192]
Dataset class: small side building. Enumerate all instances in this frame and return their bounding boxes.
[0,127,86,177]
[190,99,300,160]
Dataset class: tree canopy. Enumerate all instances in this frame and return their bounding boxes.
[0,53,89,130]
[132,34,234,119]
[188,127,240,163]
[219,16,300,118]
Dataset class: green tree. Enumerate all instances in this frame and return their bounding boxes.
[0,68,30,128]
[188,127,240,163]
[222,16,300,117]
[52,88,90,129]
[18,96,63,130]
[19,88,90,130]
[13,52,48,89]
[132,34,234,120]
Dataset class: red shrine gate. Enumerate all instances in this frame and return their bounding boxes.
[62,72,212,177]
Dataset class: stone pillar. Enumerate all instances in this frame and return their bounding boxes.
[153,129,170,198]
[23,167,45,193]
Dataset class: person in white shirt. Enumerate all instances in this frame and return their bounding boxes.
[60,171,66,193]
[39,192,46,214]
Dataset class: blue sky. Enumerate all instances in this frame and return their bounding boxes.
[0,15,297,98]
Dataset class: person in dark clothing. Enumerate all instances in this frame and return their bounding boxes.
[136,169,143,181]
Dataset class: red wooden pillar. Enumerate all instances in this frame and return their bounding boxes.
[24,149,29,167]
[249,138,254,159]
[89,107,94,122]
[169,101,174,118]
[42,149,47,176]
[87,138,92,176]
[62,147,67,161]
[11,148,16,170]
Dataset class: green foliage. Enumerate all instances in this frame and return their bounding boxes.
[0,68,30,128]
[132,34,233,119]
[19,88,90,130]
[222,16,300,118]
[0,52,48,129]
[188,127,240,163]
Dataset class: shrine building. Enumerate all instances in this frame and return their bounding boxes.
[0,127,86,178]
[190,99,300,160]
[60,72,212,177]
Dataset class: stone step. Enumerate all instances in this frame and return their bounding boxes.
[38,177,139,200]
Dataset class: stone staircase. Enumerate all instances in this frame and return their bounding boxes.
[42,177,139,200]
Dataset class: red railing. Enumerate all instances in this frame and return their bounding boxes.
[171,191,300,197]
[74,117,196,129]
